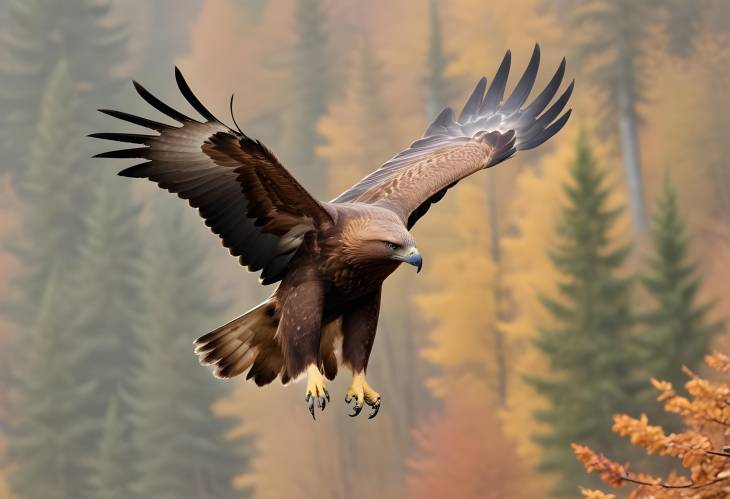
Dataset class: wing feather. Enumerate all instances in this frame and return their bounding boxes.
[333,44,573,229]
[92,68,333,284]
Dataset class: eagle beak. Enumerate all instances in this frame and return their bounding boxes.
[394,246,422,273]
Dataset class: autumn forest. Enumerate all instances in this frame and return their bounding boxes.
[1,1,730,498]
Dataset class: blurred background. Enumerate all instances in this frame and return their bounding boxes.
[0,0,729,498]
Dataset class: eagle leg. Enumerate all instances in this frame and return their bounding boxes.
[304,364,329,420]
[345,371,381,419]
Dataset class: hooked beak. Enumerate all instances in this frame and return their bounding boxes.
[393,246,422,273]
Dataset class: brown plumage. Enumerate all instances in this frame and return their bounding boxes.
[91,44,573,419]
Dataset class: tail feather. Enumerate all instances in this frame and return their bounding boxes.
[194,299,281,382]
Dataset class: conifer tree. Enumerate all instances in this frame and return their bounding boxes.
[638,176,722,394]
[7,273,95,499]
[130,202,246,499]
[424,0,456,119]
[527,133,637,497]
[0,0,126,178]
[6,60,91,326]
[71,175,141,411]
[88,397,132,499]
[282,0,332,195]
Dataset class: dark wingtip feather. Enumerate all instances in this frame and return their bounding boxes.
[117,161,153,178]
[133,79,196,124]
[97,108,171,132]
[93,147,148,159]
[519,108,572,150]
[424,107,454,136]
[458,76,487,123]
[481,49,512,114]
[522,57,566,120]
[502,43,541,113]
[88,132,152,144]
[174,66,221,123]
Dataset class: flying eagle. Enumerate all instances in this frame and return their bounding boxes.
[91,44,572,419]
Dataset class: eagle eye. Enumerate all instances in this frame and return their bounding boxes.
[384,241,399,251]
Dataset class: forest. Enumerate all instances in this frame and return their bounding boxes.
[0,0,729,498]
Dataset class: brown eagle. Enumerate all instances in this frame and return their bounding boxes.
[91,44,572,419]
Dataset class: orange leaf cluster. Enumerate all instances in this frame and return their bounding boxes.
[574,353,730,498]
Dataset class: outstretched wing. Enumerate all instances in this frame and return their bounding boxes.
[333,44,573,229]
[91,68,333,285]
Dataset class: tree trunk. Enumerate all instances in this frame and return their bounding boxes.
[617,81,647,237]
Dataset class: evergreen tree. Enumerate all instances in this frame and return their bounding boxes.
[88,397,132,499]
[638,176,722,393]
[7,273,95,499]
[0,0,126,179]
[71,175,141,411]
[130,202,247,499]
[282,0,332,196]
[5,60,92,326]
[424,0,456,120]
[527,133,637,497]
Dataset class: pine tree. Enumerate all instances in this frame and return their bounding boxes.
[88,397,132,499]
[281,0,332,196]
[6,61,93,324]
[130,201,247,499]
[423,0,456,120]
[71,175,141,412]
[0,0,126,179]
[6,273,95,499]
[527,132,638,497]
[638,176,722,395]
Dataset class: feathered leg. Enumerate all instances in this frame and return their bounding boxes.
[276,266,328,419]
[341,287,382,419]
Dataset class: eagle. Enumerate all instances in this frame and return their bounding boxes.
[91,44,572,419]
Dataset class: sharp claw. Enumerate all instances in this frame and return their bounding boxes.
[349,403,363,417]
[307,394,316,420]
[324,389,330,403]
[368,398,381,419]
[345,394,351,404]
[318,395,326,411]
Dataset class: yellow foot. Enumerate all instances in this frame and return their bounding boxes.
[305,364,329,420]
[345,371,381,419]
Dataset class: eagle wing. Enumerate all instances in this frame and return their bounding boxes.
[333,44,573,229]
[91,68,333,285]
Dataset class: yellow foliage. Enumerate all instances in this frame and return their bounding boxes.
[318,40,399,197]
[499,131,576,468]
[180,0,294,126]
[575,352,730,498]
[414,184,499,397]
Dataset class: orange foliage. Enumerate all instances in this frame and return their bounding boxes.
[575,352,730,498]
[408,394,530,499]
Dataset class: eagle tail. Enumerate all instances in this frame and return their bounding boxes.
[193,299,283,385]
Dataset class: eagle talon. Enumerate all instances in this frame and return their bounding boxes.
[349,403,363,417]
[306,394,316,420]
[345,371,381,418]
[305,365,328,419]
[368,398,381,419]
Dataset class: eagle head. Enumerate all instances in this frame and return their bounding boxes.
[340,212,422,273]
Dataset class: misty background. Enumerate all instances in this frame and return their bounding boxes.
[0,0,729,498]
